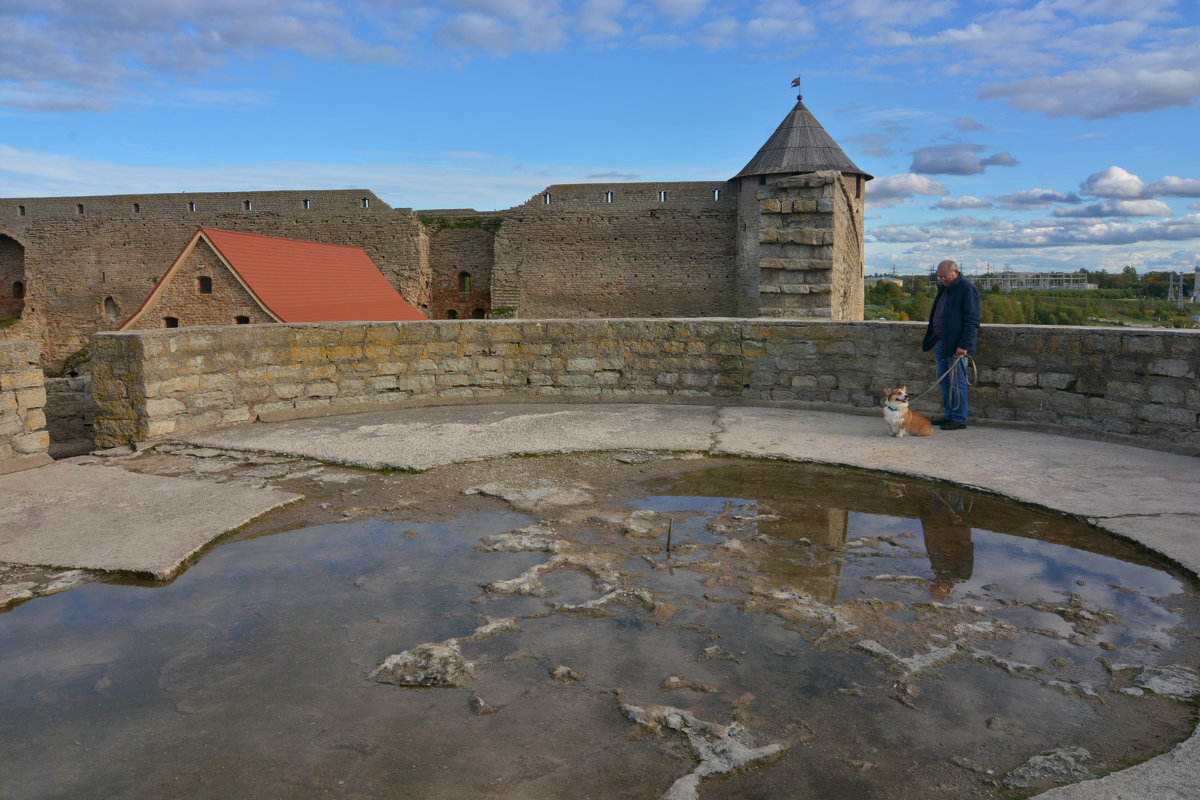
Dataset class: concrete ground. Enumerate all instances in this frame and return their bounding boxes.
[1,402,1196,799]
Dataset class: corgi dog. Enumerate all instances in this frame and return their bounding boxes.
[882,386,933,437]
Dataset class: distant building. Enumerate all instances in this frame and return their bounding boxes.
[975,271,1095,292]
[1193,267,1199,304]
[119,227,426,330]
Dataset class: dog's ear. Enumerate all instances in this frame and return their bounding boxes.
[882,387,894,396]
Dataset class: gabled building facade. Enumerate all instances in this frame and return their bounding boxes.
[119,227,426,330]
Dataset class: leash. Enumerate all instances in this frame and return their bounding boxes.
[908,354,976,410]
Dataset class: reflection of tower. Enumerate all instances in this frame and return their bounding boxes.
[920,491,974,600]
[760,507,848,604]
[1193,267,1200,304]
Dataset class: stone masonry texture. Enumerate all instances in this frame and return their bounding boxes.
[0,338,49,461]
[90,320,1200,455]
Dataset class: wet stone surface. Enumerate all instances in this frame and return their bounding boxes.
[2,446,1199,799]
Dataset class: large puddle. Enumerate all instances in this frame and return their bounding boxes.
[2,452,1198,799]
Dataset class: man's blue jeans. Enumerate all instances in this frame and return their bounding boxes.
[936,346,969,424]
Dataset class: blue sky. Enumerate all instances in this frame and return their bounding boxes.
[1,0,1198,275]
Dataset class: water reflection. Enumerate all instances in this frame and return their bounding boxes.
[1,456,1196,800]
[921,491,974,600]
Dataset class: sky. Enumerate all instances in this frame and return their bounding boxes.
[1,0,1198,276]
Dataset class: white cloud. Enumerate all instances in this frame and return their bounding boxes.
[692,17,740,49]
[649,0,709,21]
[935,215,1015,231]
[745,0,815,40]
[978,45,1200,119]
[1052,199,1172,217]
[869,225,932,242]
[934,196,993,210]
[575,0,626,40]
[910,144,1019,175]
[1080,166,1146,198]
[994,188,1083,209]
[972,214,1200,248]
[867,173,948,206]
[1147,175,1200,197]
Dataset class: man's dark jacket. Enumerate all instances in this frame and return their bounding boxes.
[922,276,982,354]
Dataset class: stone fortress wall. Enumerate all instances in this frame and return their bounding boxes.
[0,339,49,466]
[88,321,1200,455]
[492,182,738,318]
[1,181,781,367]
[0,190,427,365]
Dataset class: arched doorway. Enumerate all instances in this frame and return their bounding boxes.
[0,235,26,321]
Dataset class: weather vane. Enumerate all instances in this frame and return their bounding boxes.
[790,74,802,100]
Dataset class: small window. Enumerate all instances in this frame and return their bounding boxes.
[445,309,459,319]
[758,175,766,186]
[103,296,121,322]
[458,271,471,293]
[235,315,250,324]
[243,200,252,211]
[856,175,863,199]
[198,276,213,294]
[164,316,179,328]
[12,281,24,299]
[543,193,552,205]
[471,308,486,319]
[605,191,613,203]
[304,199,311,209]
[713,189,721,201]
[362,197,370,208]
[77,203,84,215]
[133,203,141,213]
[188,202,197,212]
[18,205,26,216]
[659,190,667,202]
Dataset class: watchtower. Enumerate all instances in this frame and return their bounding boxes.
[732,86,872,319]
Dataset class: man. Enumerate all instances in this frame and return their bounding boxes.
[922,260,981,430]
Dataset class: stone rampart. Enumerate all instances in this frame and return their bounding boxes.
[1,190,426,366]
[492,183,737,318]
[90,321,1200,455]
[0,339,50,466]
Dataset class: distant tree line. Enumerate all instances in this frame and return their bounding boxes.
[865,268,1197,328]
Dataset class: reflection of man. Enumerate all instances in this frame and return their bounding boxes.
[922,260,981,431]
[920,491,974,600]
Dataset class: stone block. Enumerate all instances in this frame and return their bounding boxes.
[1148,358,1192,378]
[304,381,339,397]
[1138,404,1195,426]
[0,368,43,392]
[146,419,177,438]
[21,408,47,431]
[1038,373,1075,390]
[15,386,46,409]
[12,430,50,454]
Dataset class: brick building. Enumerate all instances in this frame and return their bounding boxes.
[119,227,425,330]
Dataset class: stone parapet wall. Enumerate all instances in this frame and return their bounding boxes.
[90,321,1200,454]
[0,339,49,462]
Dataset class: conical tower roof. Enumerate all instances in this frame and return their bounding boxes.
[734,96,872,181]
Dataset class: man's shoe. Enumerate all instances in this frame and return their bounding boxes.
[939,421,967,430]
[931,417,950,425]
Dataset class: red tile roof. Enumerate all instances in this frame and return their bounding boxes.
[199,227,426,322]
[120,227,425,329]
